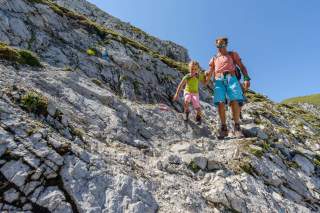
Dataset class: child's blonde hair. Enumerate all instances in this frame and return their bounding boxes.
[188,61,200,71]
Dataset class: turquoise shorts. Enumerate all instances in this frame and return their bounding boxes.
[213,75,244,106]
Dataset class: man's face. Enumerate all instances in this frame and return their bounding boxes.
[216,39,227,49]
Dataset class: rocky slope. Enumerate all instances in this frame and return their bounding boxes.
[0,0,319,212]
[52,0,190,63]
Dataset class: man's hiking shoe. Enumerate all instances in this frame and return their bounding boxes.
[218,124,228,139]
[184,111,190,121]
[240,111,243,120]
[233,123,244,138]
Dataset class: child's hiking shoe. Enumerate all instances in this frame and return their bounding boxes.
[196,113,202,124]
[184,111,190,121]
[233,123,244,138]
[218,124,228,139]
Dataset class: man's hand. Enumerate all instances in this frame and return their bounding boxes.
[173,94,179,102]
[243,80,250,91]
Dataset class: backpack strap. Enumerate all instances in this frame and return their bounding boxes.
[228,51,235,63]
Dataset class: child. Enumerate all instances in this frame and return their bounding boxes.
[173,61,205,122]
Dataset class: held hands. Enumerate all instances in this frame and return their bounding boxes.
[204,70,212,85]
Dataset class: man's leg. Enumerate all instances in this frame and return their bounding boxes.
[227,77,244,137]
[230,100,240,124]
[214,80,228,139]
[218,102,227,125]
[217,102,228,139]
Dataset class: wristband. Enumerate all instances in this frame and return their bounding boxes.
[244,76,251,81]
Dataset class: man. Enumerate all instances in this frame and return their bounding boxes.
[206,37,251,139]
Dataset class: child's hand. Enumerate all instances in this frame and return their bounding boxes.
[173,94,179,102]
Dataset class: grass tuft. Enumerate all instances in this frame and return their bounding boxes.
[0,43,41,66]
[26,0,189,73]
[282,94,320,106]
[21,91,48,115]
[86,48,97,56]
[188,161,201,173]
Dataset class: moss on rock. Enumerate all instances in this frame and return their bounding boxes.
[27,0,189,73]
[86,48,97,56]
[249,147,264,158]
[188,161,201,173]
[0,42,41,66]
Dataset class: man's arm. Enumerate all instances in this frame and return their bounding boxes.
[232,52,251,90]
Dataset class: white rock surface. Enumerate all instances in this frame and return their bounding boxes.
[0,0,319,212]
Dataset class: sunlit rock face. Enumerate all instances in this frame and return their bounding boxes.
[0,0,319,212]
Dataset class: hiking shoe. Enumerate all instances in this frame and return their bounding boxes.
[234,123,244,138]
[184,111,190,121]
[240,111,243,120]
[218,124,228,139]
[196,114,202,124]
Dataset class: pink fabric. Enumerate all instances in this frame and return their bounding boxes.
[214,52,238,74]
[184,93,200,109]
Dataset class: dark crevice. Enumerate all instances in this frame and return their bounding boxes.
[0,173,50,212]
[43,167,79,213]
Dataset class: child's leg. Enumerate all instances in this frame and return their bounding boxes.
[183,94,191,121]
[191,94,202,121]
[184,100,190,113]
[184,94,191,113]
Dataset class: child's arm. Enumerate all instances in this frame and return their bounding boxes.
[199,71,207,85]
[173,79,187,101]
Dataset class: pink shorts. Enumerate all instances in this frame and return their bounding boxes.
[184,93,200,109]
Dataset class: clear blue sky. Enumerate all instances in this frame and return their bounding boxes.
[88,0,320,102]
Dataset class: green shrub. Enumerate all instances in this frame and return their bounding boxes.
[21,91,48,115]
[63,66,73,72]
[240,161,255,176]
[249,148,264,158]
[246,91,268,102]
[19,50,41,66]
[261,142,271,151]
[0,43,21,62]
[92,78,103,87]
[27,0,45,3]
[0,43,41,66]
[86,48,96,56]
[287,161,300,169]
[282,94,320,106]
[188,161,200,173]
[80,20,107,39]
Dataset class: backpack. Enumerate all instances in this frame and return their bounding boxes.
[228,51,242,81]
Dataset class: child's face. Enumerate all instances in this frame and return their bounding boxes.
[190,64,199,75]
